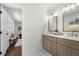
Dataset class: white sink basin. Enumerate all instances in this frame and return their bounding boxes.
[51,32,64,35]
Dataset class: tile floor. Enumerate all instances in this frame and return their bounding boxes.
[40,49,52,56]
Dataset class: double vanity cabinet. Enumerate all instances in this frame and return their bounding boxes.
[42,35,79,56]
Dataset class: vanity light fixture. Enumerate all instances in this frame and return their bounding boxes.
[64,3,77,12]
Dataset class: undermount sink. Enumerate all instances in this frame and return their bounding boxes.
[51,32,64,35]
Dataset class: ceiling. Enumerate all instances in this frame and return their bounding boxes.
[1,3,67,22]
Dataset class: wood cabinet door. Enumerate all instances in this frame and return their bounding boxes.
[57,43,66,56]
[43,37,49,50]
[43,36,57,56]
[67,47,79,56]
[48,39,57,56]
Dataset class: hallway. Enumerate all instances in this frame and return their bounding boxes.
[5,46,22,56]
[0,4,22,56]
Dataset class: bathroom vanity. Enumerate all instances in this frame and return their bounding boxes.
[43,4,79,56]
[42,34,79,56]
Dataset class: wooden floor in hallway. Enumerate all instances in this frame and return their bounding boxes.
[5,46,22,56]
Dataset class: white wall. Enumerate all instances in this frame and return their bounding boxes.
[57,11,63,32]
[22,4,45,56]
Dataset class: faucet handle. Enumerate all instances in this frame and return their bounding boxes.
[75,34,78,37]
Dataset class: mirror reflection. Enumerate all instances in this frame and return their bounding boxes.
[63,5,79,32]
[48,16,58,32]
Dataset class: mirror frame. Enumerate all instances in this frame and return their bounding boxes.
[48,16,58,32]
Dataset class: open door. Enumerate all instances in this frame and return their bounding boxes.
[1,6,10,56]
[0,5,1,55]
[0,4,22,56]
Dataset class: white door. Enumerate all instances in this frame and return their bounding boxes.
[0,5,1,55]
[1,6,9,56]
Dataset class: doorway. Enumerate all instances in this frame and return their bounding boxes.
[0,4,22,56]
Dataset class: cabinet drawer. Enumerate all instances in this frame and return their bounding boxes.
[66,40,79,50]
[49,36,57,42]
[43,35,56,42]
[57,38,67,46]
[67,47,79,56]
[57,38,79,50]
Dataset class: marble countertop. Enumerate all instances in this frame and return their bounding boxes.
[43,33,79,41]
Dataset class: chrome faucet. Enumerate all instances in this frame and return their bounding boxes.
[71,32,78,37]
[71,32,74,36]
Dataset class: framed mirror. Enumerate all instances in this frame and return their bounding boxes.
[48,16,58,32]
[63,5,79,32]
